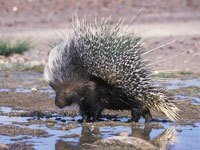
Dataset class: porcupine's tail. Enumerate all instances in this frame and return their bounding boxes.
[146,89,180,121]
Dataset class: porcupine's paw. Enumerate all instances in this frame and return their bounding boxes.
[143,110,152,123]
[131,108,140,122]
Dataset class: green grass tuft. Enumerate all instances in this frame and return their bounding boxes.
[0,63,45,73]
[0,39,32,56]
[178,71,193,76]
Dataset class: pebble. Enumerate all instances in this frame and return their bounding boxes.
[45,119,56,126]
[31,88,37,92]
[12,6,18,12]
[118,131,129,137]
[95,136,157,150]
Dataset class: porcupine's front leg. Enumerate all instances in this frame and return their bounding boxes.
[142,108,152,123]
[79,91,102,122]
[131,108,152,123]
[84,98,103,122]
[80,102,102,122]
[131,108,140,122]
[79,100,88,122]
[91,105,104,121]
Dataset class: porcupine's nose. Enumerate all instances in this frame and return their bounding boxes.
[55,99,66,109]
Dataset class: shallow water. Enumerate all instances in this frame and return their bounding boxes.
[169,123,200,150]
[157,78,200,105]
[0,106,199,150]
[159,78,200,90]
[176,95,200,105]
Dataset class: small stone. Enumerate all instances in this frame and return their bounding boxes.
[31,88,37,92]
[61,126,68,131]
[153,70,159,75]
[92,127,101,135]
[118,131,129,137]
[61,123,78,131]
[45,119,56,126]
[187,50,193,54]
[176,129,182,132]
[12,6,18,12]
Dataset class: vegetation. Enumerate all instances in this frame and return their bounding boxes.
[0,63,44,73]
[0,39,32,56]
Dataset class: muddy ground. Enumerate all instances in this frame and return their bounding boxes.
[0,0,200,150]
[0,72,200,150]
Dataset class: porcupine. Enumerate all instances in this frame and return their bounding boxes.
[44,19,179,122]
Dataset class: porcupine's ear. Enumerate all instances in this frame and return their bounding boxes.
[63,82,84,94]
[63,83,74,95]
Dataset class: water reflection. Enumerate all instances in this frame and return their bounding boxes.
[55,123,176,150]
[55,124,99,150]
[131,125,152,141]
[152,128,176,150]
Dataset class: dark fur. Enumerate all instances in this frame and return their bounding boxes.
[54,77,152,122]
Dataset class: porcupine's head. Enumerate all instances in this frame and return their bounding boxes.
[53,82,93,108]
[44,35,92,108]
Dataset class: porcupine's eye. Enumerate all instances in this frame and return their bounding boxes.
[64,92,73,98]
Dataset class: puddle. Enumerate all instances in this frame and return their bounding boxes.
[168,123,200,150]
[0,107,12,113]
[0,106,199,149]
[176,95,200,105]
[0,111,199,150]
[0,87,54,93]
[39,86,54,93]
[157,78,200,105]
[159,78,200,90]
[0,88,11,92]
[15,88,32,93]
[0,107,26,114]
[0,116,31,125]
[0,104,199,149]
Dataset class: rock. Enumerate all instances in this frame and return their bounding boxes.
[45,119,56,126]
[31,88,37,92]
[61,122,78,131]
[12,6,18,12]
[27,60,44,66]
[118,131,129,137]
[87,136,157,150]
[0,144,8,150]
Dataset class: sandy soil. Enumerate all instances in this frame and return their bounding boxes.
[1,0,200,29]
[0,0,200,72]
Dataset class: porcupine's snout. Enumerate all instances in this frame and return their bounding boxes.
[55,90,81,108]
